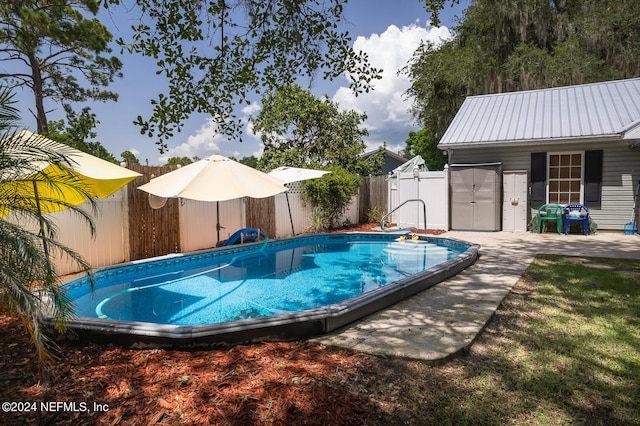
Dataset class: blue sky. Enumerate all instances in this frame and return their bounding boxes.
[16,0,467,166]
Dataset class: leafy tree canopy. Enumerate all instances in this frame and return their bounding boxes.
[402,129,447,170]
[253,83,378,175]
[405,0,640,140]
[1,0,458,152]
[166,156,194,166]
[121,150,140,164]
[116,0,461,153]
[0,0,123,134]
[238,155,258,169]
[46,107,119,164]
[106,0,390,152]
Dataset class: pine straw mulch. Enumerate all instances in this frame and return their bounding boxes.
[0,224,449,425]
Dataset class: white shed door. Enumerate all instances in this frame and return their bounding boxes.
[502,171,528,232]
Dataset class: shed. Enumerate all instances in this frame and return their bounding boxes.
[439,78,640,231]
[450,163,502,231]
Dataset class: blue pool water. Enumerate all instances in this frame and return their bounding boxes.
[65,233,465,327]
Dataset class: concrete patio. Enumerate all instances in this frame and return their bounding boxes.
[314,231,640,363]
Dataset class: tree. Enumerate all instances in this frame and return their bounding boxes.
[417,0,461,26]
[254,83,377,175]
[0,0,123,134]
[46,107,119,164]
[405,0,640,140]
[402,129,447,170]
[113,0,385,152]
[166,156,194,166]
[239,155,258,169]
[121,150,140,165]
[0,85,95,378]
[0,0,458,152]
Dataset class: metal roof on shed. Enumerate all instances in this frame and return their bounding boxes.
[439,78,640,148]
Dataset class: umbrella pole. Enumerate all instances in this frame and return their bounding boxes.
[285,192,295,235]
[216,202,220,244]
[33,181,52,272]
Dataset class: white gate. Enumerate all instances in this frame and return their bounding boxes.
[388,168,449,231]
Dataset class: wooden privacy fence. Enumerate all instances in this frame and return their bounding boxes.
[43,168,391,274]
[126,163,181,260]
[246,197,277,237]
[358,175,388,223]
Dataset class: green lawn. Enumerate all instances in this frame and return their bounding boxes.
[374,254,640,425]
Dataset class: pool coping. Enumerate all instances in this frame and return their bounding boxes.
[46,233,479,348]
[312,230,640,364]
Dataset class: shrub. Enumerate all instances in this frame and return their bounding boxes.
[366,207,387,224]
[303,166,360,228]
[306,206,331,233]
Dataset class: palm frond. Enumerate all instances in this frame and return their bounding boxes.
[0,101,97,377]
[0,86,20,130]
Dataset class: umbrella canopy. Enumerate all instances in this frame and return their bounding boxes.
[137,154,287,202]
[267,166,329,184]
[267,166,330,236]
[0,130,141,217]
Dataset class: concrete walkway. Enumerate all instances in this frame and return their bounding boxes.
[313,231,640,363]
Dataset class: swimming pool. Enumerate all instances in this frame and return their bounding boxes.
[53,233,479,347]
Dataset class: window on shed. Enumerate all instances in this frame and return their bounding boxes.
[530,150,602,208]
[548,153,582,205]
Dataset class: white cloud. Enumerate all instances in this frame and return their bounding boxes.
[333,23,452,152]
[158,119,222,163]
[159,101,264,162]
[241,102,261,116]
[158,24,454,163]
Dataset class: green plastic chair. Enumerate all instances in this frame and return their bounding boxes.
[537,204,564,234]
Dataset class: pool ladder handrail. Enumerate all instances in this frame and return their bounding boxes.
[380,199,427,233]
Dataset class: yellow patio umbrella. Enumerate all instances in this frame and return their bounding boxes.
[0,130,141,218]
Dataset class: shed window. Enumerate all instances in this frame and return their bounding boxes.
[548,153,582,204]
[530,150,602,209]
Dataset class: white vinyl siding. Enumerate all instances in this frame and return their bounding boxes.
[447,141,640,230]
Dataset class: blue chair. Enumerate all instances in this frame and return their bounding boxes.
[563,204,589,235]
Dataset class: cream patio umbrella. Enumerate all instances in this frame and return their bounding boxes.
[0,130,142,218]
[267,166,330,235]
[137,154,288,242]
[267,166,329,185]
